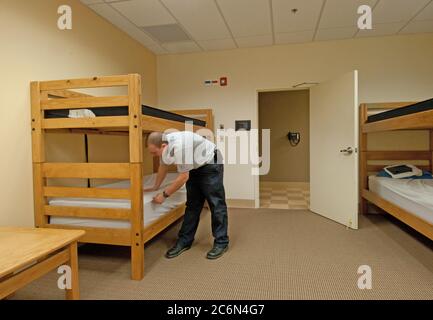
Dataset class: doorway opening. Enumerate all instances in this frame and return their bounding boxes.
[258,89,310,210]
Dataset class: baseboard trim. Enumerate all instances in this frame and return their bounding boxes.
[226,199,255,208]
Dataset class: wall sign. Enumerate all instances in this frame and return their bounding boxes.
[204,76,228,87]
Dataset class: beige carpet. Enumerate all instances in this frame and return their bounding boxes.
[12,208,433,300]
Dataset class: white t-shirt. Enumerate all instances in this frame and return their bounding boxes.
[161,131,216,173]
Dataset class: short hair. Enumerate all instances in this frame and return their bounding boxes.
[147,131,167,147]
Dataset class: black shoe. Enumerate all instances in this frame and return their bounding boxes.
[165,243,191,259]
[206,245,228,260]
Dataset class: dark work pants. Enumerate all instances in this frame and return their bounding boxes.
[177,163,229,248]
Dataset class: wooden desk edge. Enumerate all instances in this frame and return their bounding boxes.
[0,229,85,300]
[0,228,85,278]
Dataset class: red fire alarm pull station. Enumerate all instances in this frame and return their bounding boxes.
[220,77,228,86]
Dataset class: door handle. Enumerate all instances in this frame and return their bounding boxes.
[340,147,353,155]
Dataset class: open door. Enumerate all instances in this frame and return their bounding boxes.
[310,71,358,229]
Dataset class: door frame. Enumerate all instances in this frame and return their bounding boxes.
[255,86,314,209]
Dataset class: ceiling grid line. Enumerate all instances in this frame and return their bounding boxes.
[82,0,433,54]
[103,0,128,4]
[213,0,239,48]
[312,0,328,41]
[157,0,205,52]
[269,0,276,45]
[397,0,433,34]
[104,1,167,52]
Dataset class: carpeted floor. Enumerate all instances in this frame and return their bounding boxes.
[12,208,433,300]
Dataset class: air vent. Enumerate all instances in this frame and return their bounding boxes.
[141,24,191,43]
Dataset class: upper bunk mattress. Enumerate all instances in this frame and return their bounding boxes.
[367,98,433,123]
[49,173,186,229]
[368,176,433,225]
[45,105,207,127]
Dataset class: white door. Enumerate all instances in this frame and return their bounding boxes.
[310,70,359,229]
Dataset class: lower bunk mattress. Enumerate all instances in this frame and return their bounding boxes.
[49,173,185,229]
[368,176,433,225]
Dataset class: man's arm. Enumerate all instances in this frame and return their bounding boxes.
[152,172,189,204]
[164,172,189,196]
[143,161,168,192]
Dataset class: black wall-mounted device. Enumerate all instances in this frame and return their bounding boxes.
[235,120,251,131]
[287,132,300,146]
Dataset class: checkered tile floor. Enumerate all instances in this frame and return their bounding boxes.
[260,184,310,210]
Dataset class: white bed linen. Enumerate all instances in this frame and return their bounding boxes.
[49,173,186,228]
[368,176,433,224]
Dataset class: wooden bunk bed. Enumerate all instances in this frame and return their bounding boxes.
[359,99,433,241]
[30,74,214,280]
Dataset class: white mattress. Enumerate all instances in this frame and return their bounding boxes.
[368,176,433,224]
[49,173,186,229]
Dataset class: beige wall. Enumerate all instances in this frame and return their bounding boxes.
[0,0,157,227]
[259,90,309,182]
[157,33,433,202]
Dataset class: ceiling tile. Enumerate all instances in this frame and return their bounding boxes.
[89,3,159,47]
[400,20,433,34]
[319,0,378,29]
[161,0,231,41]
[275,30,315,44]
[198,38,237,51]
[111,0,175,27]
[414,0,433,21]
[356,22,406,37]
[162,41,202,53]
[217,0,272,37]
[315,26,357,41]
[235,34,273,48]
[80,0,433,54]
[273,0,323,33]
[373,0,430,24]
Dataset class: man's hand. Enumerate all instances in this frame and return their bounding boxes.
[143,186,157,192]
[152,193,165,204]
[151,172,189,204]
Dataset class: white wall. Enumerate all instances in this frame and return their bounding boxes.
[157,34,433,201]
[0,0,157,227]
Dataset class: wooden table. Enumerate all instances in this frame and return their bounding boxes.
[0,227,85,300]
